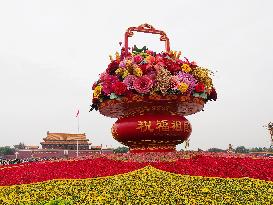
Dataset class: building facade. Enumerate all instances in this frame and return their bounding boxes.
[40,132,91,150]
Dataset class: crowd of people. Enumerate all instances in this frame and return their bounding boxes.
[1,149,272,166]
[0,157,59,166]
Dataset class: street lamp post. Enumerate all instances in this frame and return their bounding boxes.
[15,152,19,159]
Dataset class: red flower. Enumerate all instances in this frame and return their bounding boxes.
[139,63,148,73]
[1,154,273,186]
[113,82,127,95]
[208,88,217,101]
[92,98,99,104]
[106,60,119,74]
[139,64,154,74]
[195,83,205,93]
[155,54,163,63]
[163,58,181,73]
[146,50,154,55]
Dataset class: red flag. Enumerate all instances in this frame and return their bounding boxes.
[76,110,79,118]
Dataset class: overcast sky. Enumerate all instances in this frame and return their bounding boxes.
[0,0,272,150]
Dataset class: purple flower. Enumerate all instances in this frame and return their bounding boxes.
[176,72,197,93]
[119,60,126,68]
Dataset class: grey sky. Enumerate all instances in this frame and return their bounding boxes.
[0,0,272,150]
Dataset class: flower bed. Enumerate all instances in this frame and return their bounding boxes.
[0,153,273,204]
[1,153,273,187]
[1,166,272,204]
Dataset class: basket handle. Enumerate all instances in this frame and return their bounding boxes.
[124,24,170,55]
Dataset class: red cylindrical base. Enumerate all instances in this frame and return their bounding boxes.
[112,114,191,152]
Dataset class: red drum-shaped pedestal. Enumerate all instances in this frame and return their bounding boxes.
[112,114,192,153]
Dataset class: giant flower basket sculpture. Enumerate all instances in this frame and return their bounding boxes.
[91,24,217,152]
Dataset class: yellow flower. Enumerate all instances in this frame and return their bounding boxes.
[122,70,129,79]
[93,85,102,98]
[145,55,155,64]
[192,67,213,88]
[115,68,123,76]
[115,52,120,61]
[177,51,182,59]
[133,65,143,77]
[181,64,191,73]
[201,187,210,193]
[115,68,129,79]
[126,60,132,67]
[178,82,189,93]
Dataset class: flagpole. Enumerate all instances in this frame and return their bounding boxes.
[76,109,80,157]
[77,115,79,133]
[76,140,79,157]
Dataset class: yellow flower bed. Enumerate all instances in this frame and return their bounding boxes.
[0,166,272,204]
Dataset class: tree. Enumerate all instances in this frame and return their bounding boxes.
[113,146,129,153]
[0,146,15,156]
[14,142,25,150]
[207,148,225,153]
[249,147,263,152]
[235,146,249,153]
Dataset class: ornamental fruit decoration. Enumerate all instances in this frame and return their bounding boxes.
[91,24,217,152]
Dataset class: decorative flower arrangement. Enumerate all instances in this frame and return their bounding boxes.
[91,46,217,111]
[1,154,273,204]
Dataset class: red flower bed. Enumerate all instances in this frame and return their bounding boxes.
[0,158,146,186]
[0,154,272,186]
[152,155,273,181]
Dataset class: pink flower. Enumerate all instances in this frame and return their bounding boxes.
[99,73,119,95]
[133,75,153,94]
[102,83,113,95]
[123,75,138,90]
[145,71,156,82]
[99,72,118,82]
[155,54,163,63]
[176,72,197,93]
[170,76,180,89]
[133,55,143,64]
[119,60,126,68]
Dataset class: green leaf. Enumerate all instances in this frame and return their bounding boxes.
[199,92,208,99]
[193,93,200,97]
[110,93,119,100]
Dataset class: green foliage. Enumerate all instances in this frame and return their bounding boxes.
[249,147,273,152]
[0,146,15,156]
[235,146,249,153]
[249,147,264,152]
[132,45,148,54]
[207,148,225,153]
[14,142,25,150]
[113,146,129,153]
[109,93,119,100]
